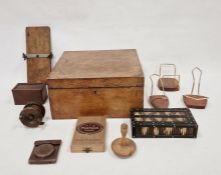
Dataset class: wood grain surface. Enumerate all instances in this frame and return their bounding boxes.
[158,78,180,91]
[47,49,144,119]
[49,87,143,119]
[71,117,106,153]
[47,49,144,88]
[149,95,169,108]
[183,95,208,109]
[26,26,51,83]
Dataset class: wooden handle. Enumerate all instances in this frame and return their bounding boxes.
[121,123,128,139]
[121,123,129,146]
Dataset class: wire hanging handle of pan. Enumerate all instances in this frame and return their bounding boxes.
[191,67,202,95]
[149,74,166,96]
[159,63,180,81]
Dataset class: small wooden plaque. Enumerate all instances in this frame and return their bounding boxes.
[12,83,47,105]
[71,117,106,153]
[29,140,62,164]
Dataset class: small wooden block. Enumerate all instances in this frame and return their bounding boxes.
[158,78,179,91]
[26,26,51,83]
[149,95,169,108]
[183,95,208,109]
[71,117,106,153]
[29,140,61,164]
[12,83,47,105]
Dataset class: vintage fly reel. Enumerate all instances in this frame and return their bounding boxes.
[19,103,45,128]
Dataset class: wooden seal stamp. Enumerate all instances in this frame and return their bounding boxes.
[111,123,136,158]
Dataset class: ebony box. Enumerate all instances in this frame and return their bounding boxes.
[131,108,198,138]
[12,83,47,105]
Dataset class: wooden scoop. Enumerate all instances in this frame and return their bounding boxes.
[111,123,136,158]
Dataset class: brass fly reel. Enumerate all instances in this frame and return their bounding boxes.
[19,103,45,128]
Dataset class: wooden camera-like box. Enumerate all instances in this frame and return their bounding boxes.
[12,83,47,105]
[47,49,144,119]
[131,108,198,138]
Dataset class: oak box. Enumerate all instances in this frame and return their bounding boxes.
[47,49,144,119]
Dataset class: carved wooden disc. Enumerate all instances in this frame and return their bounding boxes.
[111,138,136,158]
[158,78,179,91]
[34,144,55,158]
[183,95,208,109]
[149,95,169,108]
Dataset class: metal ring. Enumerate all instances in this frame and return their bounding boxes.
[159,64,177,77]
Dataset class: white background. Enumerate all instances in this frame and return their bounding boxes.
[0,0,220,174]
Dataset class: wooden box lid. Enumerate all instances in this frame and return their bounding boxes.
[47,49,144,88]
[71,117,106,152]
